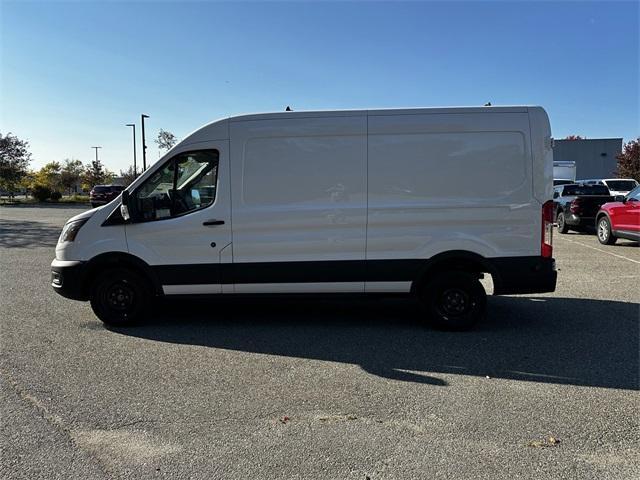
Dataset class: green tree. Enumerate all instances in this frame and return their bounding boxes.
[155,129,177,152]
[82,160,106,189]
[0,132,32,196]
[34,161,62,193]
[60,159,84,194]
[616,138,640,182]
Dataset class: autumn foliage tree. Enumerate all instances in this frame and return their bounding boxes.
[616,138,640,182]
[81,160,113,189]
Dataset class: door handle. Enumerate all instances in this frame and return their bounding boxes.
[203,219,225,226]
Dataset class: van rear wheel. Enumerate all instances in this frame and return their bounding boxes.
[419,272,486,330]
[90,268,149,327]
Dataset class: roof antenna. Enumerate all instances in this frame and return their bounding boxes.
[484,102,492,106]
[285,106,292,111]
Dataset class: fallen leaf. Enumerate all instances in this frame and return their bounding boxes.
[528,436,561,448]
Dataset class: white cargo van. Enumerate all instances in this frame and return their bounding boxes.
[52,106,557,329]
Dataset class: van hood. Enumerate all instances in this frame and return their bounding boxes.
[65,205,103,223]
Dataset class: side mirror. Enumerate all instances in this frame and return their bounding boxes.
[614,195,625,203]
[120,190,131,221]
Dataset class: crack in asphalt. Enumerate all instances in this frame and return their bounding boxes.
[1,368,114,479]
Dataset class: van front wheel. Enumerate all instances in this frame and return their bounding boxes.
[419,272,486,330]
[90,268,149,327]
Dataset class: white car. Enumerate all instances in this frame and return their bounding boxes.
[52,106,557,330]
[580,178,639,197]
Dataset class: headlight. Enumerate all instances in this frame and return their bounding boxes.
[59,218,89,243]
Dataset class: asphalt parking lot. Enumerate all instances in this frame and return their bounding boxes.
[1,205,638,480]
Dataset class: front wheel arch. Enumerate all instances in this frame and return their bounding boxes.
[82,252,161,299]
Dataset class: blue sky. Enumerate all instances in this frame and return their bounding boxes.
[2,1,638,172]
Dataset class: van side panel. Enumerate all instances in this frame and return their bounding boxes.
[229,115,367,291]
[366,112,537,263]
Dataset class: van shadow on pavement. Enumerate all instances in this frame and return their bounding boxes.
[112,295,639,390]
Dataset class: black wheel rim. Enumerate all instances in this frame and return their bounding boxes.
[438,287,473,318]
[104,280,136,313]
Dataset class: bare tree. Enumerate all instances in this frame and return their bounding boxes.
[155,129,177,153]
[119,165,137,187]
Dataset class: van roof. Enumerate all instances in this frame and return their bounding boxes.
[180,105,542,146]
[229,105,533,122]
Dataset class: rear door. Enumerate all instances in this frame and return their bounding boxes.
[125,142,232,294]
[366,110,535,274]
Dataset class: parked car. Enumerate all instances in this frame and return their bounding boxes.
[89,185,124,208]
[553,183,613,234]
[595,185,640,244]
[580,178,639,197]
[553,179,575,187]
[51,106,557,330]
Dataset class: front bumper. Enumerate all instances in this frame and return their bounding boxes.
[490,256,557,295]
[51,259,88,300]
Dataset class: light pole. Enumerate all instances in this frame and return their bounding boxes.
[141,114,149,171]
[125,124,137,176]
[91,146,102,163]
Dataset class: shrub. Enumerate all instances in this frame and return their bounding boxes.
[31,184,52,202]
[49,191,62,201]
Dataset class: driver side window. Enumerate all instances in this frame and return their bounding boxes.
[133,150,219,221]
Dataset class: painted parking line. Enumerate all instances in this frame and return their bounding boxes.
[557,236,640,265]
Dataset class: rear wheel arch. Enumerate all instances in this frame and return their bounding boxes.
[410,251,496,295]
[82,252,161,298]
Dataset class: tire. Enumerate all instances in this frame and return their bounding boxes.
[597,216,617,245]
[557,211,570,234]
[419,272,487,331]
[90,268,150,326]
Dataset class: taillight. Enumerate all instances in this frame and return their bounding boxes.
[542,200,553,258]
[569,198,582,214]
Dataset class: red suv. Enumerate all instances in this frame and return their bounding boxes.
[596,185,640,244]
[90,185,124,208]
